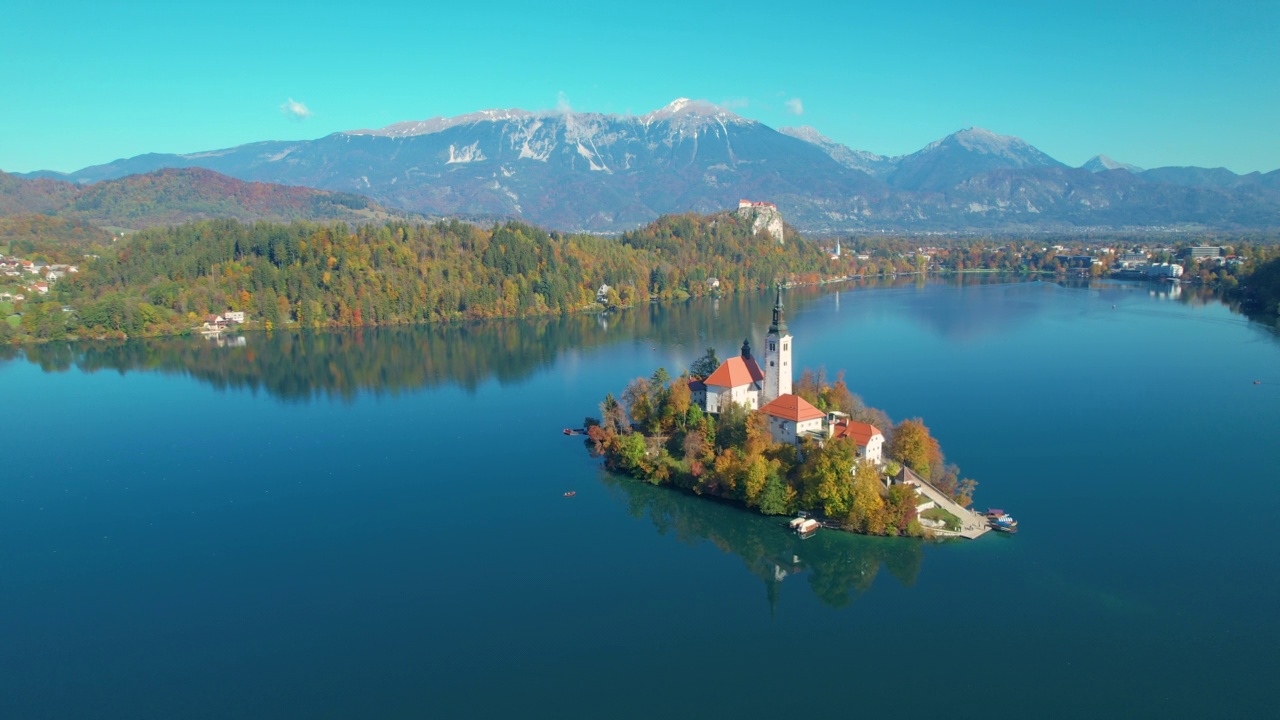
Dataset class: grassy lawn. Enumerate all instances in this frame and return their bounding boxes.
[0,301,13,316]
[5,315,19,328]
[922,507,962,531]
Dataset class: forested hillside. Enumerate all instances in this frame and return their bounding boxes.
[5,211,832,341]
[0,168,405,236]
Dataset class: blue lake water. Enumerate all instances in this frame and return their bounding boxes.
[2,277,1278,718]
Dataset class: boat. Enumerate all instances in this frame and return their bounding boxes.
[563,491,576,498]
[793,518,821,538]
[989,516,1018,533]
[562,427,586,436]
[986,508,1018,533]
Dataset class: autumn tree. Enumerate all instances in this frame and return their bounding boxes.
[846,460,888,533]
[797,437,858,518]
[888,418,943,480]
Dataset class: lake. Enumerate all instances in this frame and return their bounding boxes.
[2,276,1278,719]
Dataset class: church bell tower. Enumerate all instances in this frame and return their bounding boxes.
[763,284,792,401]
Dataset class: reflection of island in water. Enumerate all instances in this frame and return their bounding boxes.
[603,473,924,611]
[2,274,1083,401]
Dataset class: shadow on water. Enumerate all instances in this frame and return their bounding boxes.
[601,472,925,612]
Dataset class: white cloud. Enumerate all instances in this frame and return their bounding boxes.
[280,98,312,121]
[556,91,573,114]
[720,97,750,109]
[785,97,804,115]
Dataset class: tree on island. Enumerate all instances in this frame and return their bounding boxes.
[690,346,719,378]
[887,418,943,480]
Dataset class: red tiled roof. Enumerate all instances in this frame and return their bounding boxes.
[832,419,883,446]
[759,394,825,422]
[705,357,762,389]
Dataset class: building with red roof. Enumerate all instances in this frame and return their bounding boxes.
[700,339,765,413]
[759,393,826,445]
[830,417,885,464]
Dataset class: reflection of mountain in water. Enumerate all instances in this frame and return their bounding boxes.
[603,473,924,611]
[820,275,1069,343]
[2,274,1094,400]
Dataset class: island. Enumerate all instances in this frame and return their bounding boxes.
[585,286,998,539]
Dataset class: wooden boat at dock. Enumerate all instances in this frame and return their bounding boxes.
[789,517,821,538]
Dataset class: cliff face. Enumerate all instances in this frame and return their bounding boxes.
[737,205,785,244]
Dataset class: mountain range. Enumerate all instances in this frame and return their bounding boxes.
[0,168,401,231]
[8,98,1280,233]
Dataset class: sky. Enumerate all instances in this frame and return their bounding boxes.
[2,0,1277,174]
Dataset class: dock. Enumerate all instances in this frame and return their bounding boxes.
[900,467,991,539]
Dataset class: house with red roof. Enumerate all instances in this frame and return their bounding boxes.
[759,393,826,445]
[829,416,886,464]
[699,339,765,413]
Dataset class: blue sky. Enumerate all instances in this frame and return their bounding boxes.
[2,0,1277,174]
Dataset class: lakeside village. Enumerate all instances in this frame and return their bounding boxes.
[581,286,1017,540]
[2,251,252,343]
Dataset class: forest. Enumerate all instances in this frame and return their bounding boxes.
[1,211,831,343]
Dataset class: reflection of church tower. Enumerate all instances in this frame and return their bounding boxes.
[763,285,792,402]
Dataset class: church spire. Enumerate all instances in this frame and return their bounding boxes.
[768,283,787,335]
[763,282,792,402]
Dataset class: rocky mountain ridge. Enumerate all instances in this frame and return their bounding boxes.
[13,99,1280,233]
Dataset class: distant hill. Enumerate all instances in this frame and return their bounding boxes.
[0,172,80,215]
[0,168,404,232]
[16,99,1280,233]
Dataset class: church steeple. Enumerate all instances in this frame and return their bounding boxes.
[763,282,792,402]
[768,283,787,335]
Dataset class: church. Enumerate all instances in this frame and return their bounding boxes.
[690,286,884,463]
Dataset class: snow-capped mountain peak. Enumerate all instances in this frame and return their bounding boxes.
[1082,154,1144,173]
[347,109,535,138]
[640,98,748,125]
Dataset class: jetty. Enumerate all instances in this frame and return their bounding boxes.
[900,467,991,539]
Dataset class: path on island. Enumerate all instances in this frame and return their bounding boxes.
[901,467,990,539]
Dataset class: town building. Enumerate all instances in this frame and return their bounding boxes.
[1185,246,1223,260]
[1145,263,1184,278]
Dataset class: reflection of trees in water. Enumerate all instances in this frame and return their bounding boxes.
[3,288,842,401]
[4,274,1057,401]
[602,473,924,611]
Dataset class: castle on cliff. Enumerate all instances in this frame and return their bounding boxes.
[735,199,785,244]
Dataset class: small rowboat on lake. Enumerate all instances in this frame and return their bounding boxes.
[563,491,576,498]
